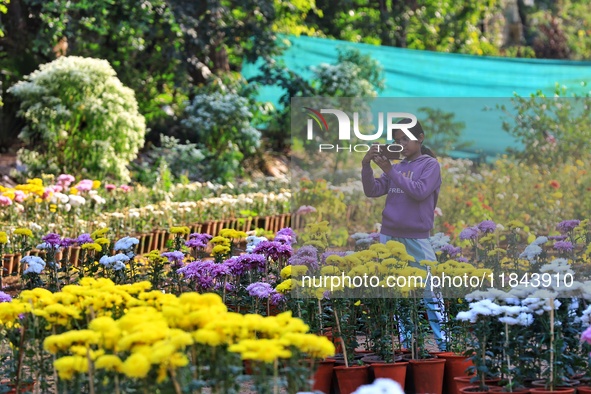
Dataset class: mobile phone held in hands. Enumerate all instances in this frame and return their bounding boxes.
[378,144,401,160]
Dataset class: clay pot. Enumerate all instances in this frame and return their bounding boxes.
[437,352,475,394]
[311,359,335,394]
[407,358,446,394]
[334,364,370,394]
[528,389,575,394]
[460,385,503,393]
[371,362,408,390]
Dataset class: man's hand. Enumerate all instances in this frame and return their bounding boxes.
[373,155,392,173]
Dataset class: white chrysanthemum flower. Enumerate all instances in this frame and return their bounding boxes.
[21,255,47,274]
[353,378,405,394]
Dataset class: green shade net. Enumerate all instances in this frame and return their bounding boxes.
[242,35,591,161]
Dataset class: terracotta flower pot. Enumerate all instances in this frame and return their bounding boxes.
[407,358,446,394]
[528,389,575,394]
[371,362,408,390]
[311,359,335,394]
[576,387,591,394]
[460,385,503,393]
[334,364,369,394]
[455,376,501,393]
[437,352,475,394]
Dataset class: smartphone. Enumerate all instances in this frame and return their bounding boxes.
[378,144,401,160]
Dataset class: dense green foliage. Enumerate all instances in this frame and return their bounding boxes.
[1,0,591,183]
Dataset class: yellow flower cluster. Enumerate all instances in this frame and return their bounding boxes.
[170,226,190,235]
[0,278,334,383]
[219,229,247,239]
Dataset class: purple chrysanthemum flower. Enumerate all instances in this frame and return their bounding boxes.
[288,246,320,270]
[60,238,77,248]
[556,220,580,234]
[0,291,12,303]
[42,233,62,246]
[162,251,186,268]
[225,255,265,276]
[178,260,223,290]
[246,282,274,299]
[440,244,462,258]
[459,226,479,241]
[76,233,93,245]
[276,228,297,244]
[548,235,569,241]
[477,220,496,234]
[189,233,213,243]
[185,238,208,249]
[270,292,285,305]
[252,241,293,261]
[369,233,381,240]
[456,257,469,263]
[274,234,292,245]
[554,241,574,252]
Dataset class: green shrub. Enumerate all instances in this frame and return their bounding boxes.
[8,56,146,181]
[181,91,261,183]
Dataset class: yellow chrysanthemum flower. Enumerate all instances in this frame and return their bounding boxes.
[170,226,190,235]
[94,237,110,246]
[81,243,102,252]
[13,228,33,237]
[92,180,101,189]
[91,227,110,239]
[122,353,151,378]
[0,231,7,244]
[95,354,124,372]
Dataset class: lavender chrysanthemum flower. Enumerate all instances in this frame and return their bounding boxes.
[60,238,77,248]
[0,291,12,303]
[178,260,220,290]
[225,254,267,276]
[556,220,580,234]
[554,241,574,252]
[42,233,62,246]
[459,226,479,241]
[76,233,94,245]
[162,251,186,268]
[440,244,462,258]
[288,245,320,270]
[477,220,496,234]
[274,234,292,245]
[276,228,297,244]
[270,292,285,305]
[188,233,213,245]
[456,257,469,263]
[246,282,274,299]
[185,238,208,249]
[252,241,293,261]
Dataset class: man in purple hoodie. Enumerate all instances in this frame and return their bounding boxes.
[361,119,446,351]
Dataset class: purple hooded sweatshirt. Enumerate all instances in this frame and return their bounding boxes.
[361,155,441,239]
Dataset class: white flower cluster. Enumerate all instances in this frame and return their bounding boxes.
[21,255,47,275]
[429,232,451,251]
[352,378,405,394]
[114,236,140,254]
[246,236,268,253]
[99,253,130,271]
[519,236,548,261]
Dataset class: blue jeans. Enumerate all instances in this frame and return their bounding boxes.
[380,234,447,351]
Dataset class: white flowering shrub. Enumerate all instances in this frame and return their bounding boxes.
[8,56,146,181]
[181,92,261,183]
[312,62,377,97]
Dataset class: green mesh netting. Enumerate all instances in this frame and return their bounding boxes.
[241,35,591,161]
